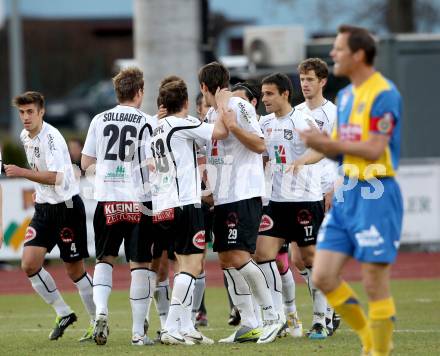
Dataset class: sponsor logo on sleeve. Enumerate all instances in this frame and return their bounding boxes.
[238,102,252,124]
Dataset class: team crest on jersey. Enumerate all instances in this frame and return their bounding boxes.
[193,230,206,249]
[284,129,293,140]
[34,147,40,158]
[297,209,313,225]
[274,145,286,164]
[24,226,37,243]
[60,227,75,243]
[259,214,274,232]
[315,120,324,130]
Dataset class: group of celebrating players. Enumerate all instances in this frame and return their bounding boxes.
[4,24,402,356]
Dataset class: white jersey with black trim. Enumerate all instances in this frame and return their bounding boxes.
[82,104,155,202]
[295,100,338,194]
[150,115,214,212]
[205,97,265,206]
[20,122,79,204]
[260,108,324,202]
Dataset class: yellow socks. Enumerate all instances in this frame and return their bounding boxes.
[369,297,396,356]
[326,281,372,353]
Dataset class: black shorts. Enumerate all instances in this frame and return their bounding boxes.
[94,201,151,262]
[202,202,214,244]
[25,195,89,262]
[213,197,263,253]
[259,200,324,247]
[152,204,206,256]
[152,221,175,260]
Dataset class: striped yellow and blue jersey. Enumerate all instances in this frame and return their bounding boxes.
[334,72,402,180]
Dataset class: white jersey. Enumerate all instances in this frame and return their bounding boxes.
[20,122,79,204]
[150,115,214,212]
[260,108,325,202]
[82,105,155,202]
[205,97,265,205]
[295,100,338,194]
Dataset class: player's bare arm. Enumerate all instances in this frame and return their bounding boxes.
[215,87,233,112]
[212,111,229,140]
[222,109,265,153]
[81,154,96,171]
[286,148,325,174]
[300,127,390,161]
[4,164,59,185]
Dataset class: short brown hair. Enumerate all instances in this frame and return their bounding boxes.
[113,67,144,103]
[298,58,329,80]
[261,73,294,102]
[12,91,45,110]
[338,25,376,65]
[158,78,188,115]
[160,75,181,88]
[198,62,229,95]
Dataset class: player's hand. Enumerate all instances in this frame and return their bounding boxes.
[299,127,331,152]
[324,190,334,212]
[285,159,304,174]
[147,158,156,172]
[221,108,238,131]
[32,192,37,203]
[4,164,24,178]
[157,105,167,119]
[215,87,232,111]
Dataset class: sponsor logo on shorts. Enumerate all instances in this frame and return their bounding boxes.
[60,227,75,243]
[354,225,384,247]
[297,209,312,225]
[226,212,239,229]
[259,214,274,232]
[24,226,37,243]
[193,230,206,250]
[152,208,175,223]
[103,202,141,225]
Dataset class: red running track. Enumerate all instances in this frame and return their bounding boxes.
[0,252,439,295]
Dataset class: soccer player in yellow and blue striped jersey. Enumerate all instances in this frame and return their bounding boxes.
[300,25,403,356]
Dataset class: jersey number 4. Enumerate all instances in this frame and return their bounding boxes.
[104,124,137,161]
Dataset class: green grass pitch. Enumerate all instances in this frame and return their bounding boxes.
[0,279,438,355]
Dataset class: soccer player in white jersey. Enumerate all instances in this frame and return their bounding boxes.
[82,67,156,346]
[295,58,340,336]
[255,72,332,339]
[150,77,227,345]
[5,92,95,342]
[199,62,284,344]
